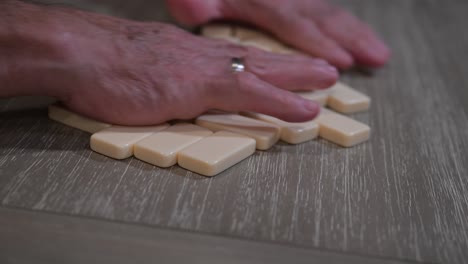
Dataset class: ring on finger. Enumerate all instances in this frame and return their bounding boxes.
[231,57,245,73]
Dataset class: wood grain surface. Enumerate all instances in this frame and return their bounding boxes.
[0,206,413,264]
[1,0,468,263]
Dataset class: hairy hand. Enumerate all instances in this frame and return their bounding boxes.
[51,11,337,125]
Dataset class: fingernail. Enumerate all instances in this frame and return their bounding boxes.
[361,39,391,64]
[372,43,389,57]
[314,59,329,66]
[325,65,338,74]
[373,39,390,54]
[317,64,339,87]
[302,99,320,114]
[314,58,338,72]
[333,50,354,69]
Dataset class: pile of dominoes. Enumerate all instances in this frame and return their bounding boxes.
[48,24,371,177]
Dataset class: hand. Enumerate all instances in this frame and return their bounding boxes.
[167,0,391,69]
[45,8,338,125]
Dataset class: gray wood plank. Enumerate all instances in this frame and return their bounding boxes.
[1,0,468,263]
[0,206,413,264]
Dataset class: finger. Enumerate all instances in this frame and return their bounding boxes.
[315,9,391,67]
[211,72,320,122]
[244,48,339,90]
[269,17,354,69]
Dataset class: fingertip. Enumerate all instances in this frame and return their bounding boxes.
[331,50,355,70]
[356,38,391,67]
[305,43,354,70]
[316,64,339,89]
[280,98,320,122]
[303,59,339,90]
[368,42,391,67]
[302,99,321,119]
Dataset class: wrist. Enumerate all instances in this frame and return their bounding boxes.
[0,1,75,100]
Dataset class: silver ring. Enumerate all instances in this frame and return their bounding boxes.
[231,57,245,73]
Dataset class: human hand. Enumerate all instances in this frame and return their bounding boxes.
[49,10,338,125]
[167,0,391,69]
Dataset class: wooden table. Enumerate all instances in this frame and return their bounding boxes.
[1,0,467,263]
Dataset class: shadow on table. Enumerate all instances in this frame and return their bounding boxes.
[0,107,90,152]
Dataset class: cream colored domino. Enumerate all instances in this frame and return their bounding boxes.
[316,109,370,147]
[327,82,371,113]
[234,26,268,40]
[296,89,332,106]
[90,124,169,160]
[201,24,238,43]
[275,47,301,55]
[203,24,298,54]
[178,131,256,177]
[195,113,280,150]
[235,26,301,54]
[134,123,213,168]
[241,37,288,53]
[48,104,111,134]
[244,37,289,53]
[235,27,288,53]
[243,112,319,144]
[241,40,274,52]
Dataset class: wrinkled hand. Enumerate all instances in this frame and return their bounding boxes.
[55,12,337,125]
[167,0,391,69]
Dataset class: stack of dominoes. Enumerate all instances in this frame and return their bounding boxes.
[48,25,371,177]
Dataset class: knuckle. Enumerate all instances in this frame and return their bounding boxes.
[315,7,348,28]
[225,44,250,58]
[245,46,262,55]
[234,72,257,92]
